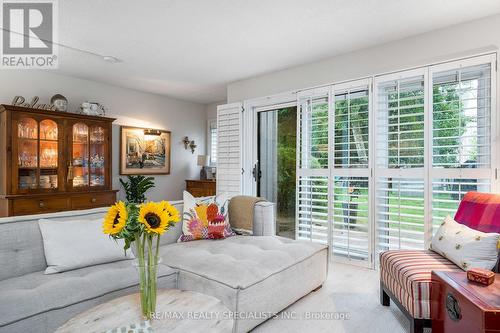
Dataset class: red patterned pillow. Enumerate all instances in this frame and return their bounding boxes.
[454,192,500,233]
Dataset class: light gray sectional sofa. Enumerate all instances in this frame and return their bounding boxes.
[0,201,328,333]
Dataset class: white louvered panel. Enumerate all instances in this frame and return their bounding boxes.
[216,103,242,197]
[297,176,328,243]
[210,127,217,164]
[430,57,496,235]
[332,177,370,261]
[376,178,425,253]
[298,95,329,170]
[432,63,492,169]
[376,75,425,169]
[333,87,370,169]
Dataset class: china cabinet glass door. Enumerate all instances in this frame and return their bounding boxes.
[17,117,59,191]
[71,123,106,189]
[90,126,106,187]
[72,123,89,188]
[39,119,58,189]
[17,117,38,190]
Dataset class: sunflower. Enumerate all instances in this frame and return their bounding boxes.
[139,202,170,234]
[160,201,181,223]
[103,201,128,235]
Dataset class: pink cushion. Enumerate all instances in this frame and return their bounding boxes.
[454,192,500,233]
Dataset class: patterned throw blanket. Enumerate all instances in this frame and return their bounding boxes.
[228,196,266,235]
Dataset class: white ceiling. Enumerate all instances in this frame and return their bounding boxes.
[56,0,500,104]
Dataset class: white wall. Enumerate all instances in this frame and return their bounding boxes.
[205,101,223,121]
[0,71,206,201]
[227,14,500,102]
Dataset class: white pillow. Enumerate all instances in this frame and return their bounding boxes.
[431,215,500,271]
[39,218,134,274]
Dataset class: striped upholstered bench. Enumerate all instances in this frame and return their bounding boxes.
[379,192,500,333]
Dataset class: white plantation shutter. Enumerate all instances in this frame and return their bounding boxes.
[332,176,370,260]
[216,103,243,197]
[430,56,496,233]
[333,85,370,168]
[297,176,329,243]
[376,178,425,251]
[290,55,496,269]
[209,120,217,164]
[376,73,426,169]
[374,70,427,254]
[298,91,329,170]
[296,88,330,243]
[331,79,372,265]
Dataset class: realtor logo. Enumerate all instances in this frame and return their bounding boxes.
[1,0,58,69]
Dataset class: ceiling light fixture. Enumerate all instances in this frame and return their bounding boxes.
[102,56,122,64]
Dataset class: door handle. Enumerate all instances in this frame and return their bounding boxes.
[252,162,262,182]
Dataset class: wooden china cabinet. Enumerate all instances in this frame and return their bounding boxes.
[0,104,117,217]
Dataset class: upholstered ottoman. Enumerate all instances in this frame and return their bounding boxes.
[160,236,328,333]
[380,250,461,319]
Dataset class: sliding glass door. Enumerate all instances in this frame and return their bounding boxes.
[257,107,297,239]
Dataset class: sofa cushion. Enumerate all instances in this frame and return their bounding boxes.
[38,218,135,274]
[0,209,107,281]
[160,235,327,289]
[380,250,462,319]
[0,260,177,327]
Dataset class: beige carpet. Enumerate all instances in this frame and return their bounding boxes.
[253,262,416,333]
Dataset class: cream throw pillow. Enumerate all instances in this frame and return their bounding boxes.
[431,215,500,271]
[39,218,134,274]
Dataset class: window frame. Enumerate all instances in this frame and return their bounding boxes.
[207,118,217,166]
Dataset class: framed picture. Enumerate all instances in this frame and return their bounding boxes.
[120,126,171,175]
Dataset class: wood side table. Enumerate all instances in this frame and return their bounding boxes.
[55,289,233,333]
[185,180,216,197]
[431,270,500,333]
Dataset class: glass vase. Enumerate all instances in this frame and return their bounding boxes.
[133,234,161,319]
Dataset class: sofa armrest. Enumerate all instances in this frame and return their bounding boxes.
[253,201,276,236]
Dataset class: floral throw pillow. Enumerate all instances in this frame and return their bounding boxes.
[178,191,235,242]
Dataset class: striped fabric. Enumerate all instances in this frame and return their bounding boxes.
[380,250,462,319]
[454,192,500,233]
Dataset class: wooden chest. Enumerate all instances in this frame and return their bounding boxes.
[431,270,500,333]
[185,180,216,197]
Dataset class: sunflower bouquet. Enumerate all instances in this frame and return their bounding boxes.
[103,199,180,319]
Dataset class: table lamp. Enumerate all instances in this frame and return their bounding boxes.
[197,155,210,180]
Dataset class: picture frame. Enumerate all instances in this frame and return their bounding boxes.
[120,126,171,175]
